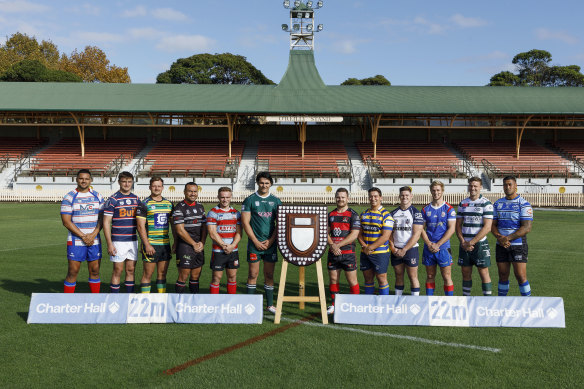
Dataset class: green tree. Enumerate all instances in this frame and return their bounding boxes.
[60,46,130,83]
[488,71,520,86]
[157,53,274,84]
[0,59,82,82]
[0,32,60,74]
[341,74,390,85]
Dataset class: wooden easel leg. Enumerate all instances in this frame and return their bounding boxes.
[274,261,288,324]
[299,266,305,310]
[315,259,328,324]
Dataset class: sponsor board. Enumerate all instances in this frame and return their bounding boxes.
[334,295,565,328]
[28,293,263,324]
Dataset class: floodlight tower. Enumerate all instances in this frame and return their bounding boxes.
[281,0,324,50]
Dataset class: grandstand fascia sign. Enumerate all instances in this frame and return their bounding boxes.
[265,115,343,123]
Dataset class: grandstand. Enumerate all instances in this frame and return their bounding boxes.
[0,137,47,172]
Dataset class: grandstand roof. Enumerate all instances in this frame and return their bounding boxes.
[0,50,584,115]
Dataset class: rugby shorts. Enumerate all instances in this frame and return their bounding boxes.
[247,244,278,263]
[67,243,101,262]
[390,246,419,267]
[496,243,528,263]
[458,240,491,268]
[110,241,138,262]
[327,252,358,271]
[211,251,240,271]
[359,252,390,274]
[422,246,453,268]
[142,244,171,263]
[176,243,204,269]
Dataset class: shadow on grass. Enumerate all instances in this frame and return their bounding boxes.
[0,278,69,295]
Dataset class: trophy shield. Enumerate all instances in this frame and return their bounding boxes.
[277,205,328,266]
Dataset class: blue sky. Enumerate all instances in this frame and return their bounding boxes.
[1,0,583,85]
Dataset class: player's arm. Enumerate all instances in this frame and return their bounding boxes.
[207,223,225,251]
[61,213,87,241]
[357,229,367,248]
[335,229,360,252]
[366,228,392,254]
[435,219,456,248]
[468,216,492,247]
[136,216,155,256]
[225,224,242,254]
[241,211,267,251]
[102,214,116,255]
[396,223,423,256]
[175,223,197,250]
[197,217,207,252]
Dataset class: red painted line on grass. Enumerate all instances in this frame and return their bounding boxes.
[163,314,317,375]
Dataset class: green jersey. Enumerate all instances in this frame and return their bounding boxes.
[241,192,281,253]
[136,196,173,245]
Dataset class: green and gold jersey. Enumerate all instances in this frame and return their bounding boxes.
[136,196,173,245]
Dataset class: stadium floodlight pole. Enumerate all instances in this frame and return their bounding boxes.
[282,0,324,50]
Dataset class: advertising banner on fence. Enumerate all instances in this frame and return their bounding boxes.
[27,293,263,324]
[334,295,565,328]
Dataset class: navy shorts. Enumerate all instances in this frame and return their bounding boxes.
[360,252,390,274]
[496,243,528,263]
[211,251,240,271]
[176,243,204,269]
[390,247,419,267]
[327,253,358,271]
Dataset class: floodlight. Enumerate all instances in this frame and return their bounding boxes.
[283,0,290,7]
[294,0,300,7]
[306,24,313,31]
[307,1,313,7]
[305,12,310,18]
[282,24,289,31]
[317,24,323,31]
[297,12,303,18]
[318,1,323,7]
[293,24,300,31]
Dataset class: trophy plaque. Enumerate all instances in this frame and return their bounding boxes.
[277,205,328,266]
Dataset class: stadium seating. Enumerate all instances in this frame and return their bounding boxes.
[256,140,351,178]
[0,137,47,166]
[550,140,584,163]
[142,139,245,178]
[453,139,573,178]
[356,140,463,178]
[28,137,145,177]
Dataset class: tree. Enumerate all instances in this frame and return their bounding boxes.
[156,53,274,84]
[59,46,130,83]
[488,49,584,87]
[0,32,60,75]
[341,74,391,85]
[0,59,82,82]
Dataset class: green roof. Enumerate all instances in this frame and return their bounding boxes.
[1,50,584,115]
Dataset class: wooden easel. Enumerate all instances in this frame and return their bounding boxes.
[274,258,328,324]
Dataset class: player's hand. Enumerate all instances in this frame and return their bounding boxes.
[145,243,156,256]
[107,245,117,256]
[193,241,204,252]
[430,243,440,253]
[256,240,269,251]
[462,241,474,252]
[82,234,94,246]
[223,243,233,254]
[394,248,405,258]
[497,236,510,248]
[330,243,342,256]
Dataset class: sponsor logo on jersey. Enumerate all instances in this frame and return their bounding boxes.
[333,227,342,236]
[257,211,272,218]
[126,199,132,205]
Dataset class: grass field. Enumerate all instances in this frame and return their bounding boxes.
[0,202,583,388]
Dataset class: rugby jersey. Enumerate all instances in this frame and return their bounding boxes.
[390,205,424,249]
[493,194,533,246]
[61,189,104,246]
[103,191,140,242]
[241,192,281,243]
[328,208,361,254]
[457,195,493,242]
[421,202,457,249]
[360,206,394,254]
[172,201,206,243]
[136,196,172,245]
[207,206,241,252]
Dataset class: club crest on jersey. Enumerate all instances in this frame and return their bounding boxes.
[427,211,432,217]
[441,212,446,217]
[255,201,260,207]
[126,199,132,205]
[277,205,328,267]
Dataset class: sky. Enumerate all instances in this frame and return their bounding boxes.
[1,0,583,86]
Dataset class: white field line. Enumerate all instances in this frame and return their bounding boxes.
[0,243,62,252]
[271,315,501,353]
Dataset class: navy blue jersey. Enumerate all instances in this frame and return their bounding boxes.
[103,191,140,242]
[390,205,424,249]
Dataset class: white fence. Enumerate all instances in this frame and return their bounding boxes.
[0,189,582,208]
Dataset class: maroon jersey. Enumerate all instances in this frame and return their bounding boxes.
[328,208,361,254]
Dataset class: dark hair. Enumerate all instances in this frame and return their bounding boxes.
[256,171,273,185]
[335,187,349,196]
[76,169,91,178]
[399,186,412,193]
[149,176,164,185]
[468,176,482,185]
[368,187,382,196]
[118,171,134,180]
[503,176,517,183]
[184,182,198,191]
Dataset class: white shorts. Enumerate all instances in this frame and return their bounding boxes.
[110,241,138,262]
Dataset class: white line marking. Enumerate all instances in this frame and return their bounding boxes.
[270,315,501,353]
[0,243,62,252]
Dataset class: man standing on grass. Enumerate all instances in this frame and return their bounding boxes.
[136,177,173,293]
[358,187,394,295]
[241,171,282,314]
[172,182,206,294]
[456,177,494,296]
[421,180,456,296]
[492,176,533,296]
[389,186,423,296]
[103,171,140,293]
[326,188,361,315]
[61,169,104,293]
[207,187,241,294]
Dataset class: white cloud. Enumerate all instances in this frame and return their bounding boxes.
[155,34,215,52]
[122,5,147,17]
[450,14,487,28]
[76,31,125,44]
[535,28,578,44]
[0,0,48,13]
[151,8,188,21]
[413,16,446,35]
[332,40,365,55]
[128,27,162,39]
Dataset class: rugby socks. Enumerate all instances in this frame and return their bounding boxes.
[141,282,151,293]
[175,281,186,294]
[426,282,435,296]
[411,287,420,296]
[210,283,220,294]
[110,283,120,293]
[482,282,492,296]
[395,285,404,296]
[364,282,375,295]
[519,281,531,296]
[64,280,76,293]
[227,281,237,294]
[329,283,340,305]
[246,283,256,294]
[265,284,275,307]
[462,280,472,296]
[444,284,454,296]
[350,284,360,294]
[189,279,200,294]
[498,280,510,296]
[88,278,101,293]
[156,279,166,293]
[378,283,390,295]
[125,281,135,293]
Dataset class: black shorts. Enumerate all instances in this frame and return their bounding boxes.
[142,244,171,263]
[390,247,419,267]
[210,251,240,271]
[176,243,204,269]
[496,243,528,263]
[327,253,357,271]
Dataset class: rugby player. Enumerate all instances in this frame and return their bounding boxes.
[207,187,241,294]
[103,171,140,293]
[358,187,394,295]
[241,171,282,313]
[389,186,423,295]
[172,182,207,294]
[492,176,533,296]
[326,188,361,314]
[420,181,456,296]
[136,177,173,293]
[61,169,104,293]
[456,177,494,296]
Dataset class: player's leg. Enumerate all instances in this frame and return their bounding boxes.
[226,267,238,294]
[247,252,260,294]
[328,268,340,309]
[512,262,530,296]
[210,270,223,294]
[425,265,437,295]
[360,253,376,294]
[393,262,405,295]
[404,248,420,295]
[209,252,223,294]
[439,265,454,296]
[496,244,511,296]
[87,258,101,293]
[176,267,190,293]
[111,261,123,293]
[141,262,155,293]
[375,253,390,295]
[345,270,360,293]
[461,266,473,296]
[477,266,492,296]
[124,258,136,293]
[476,241,492,296]
[189,266,202,294]
[375,272,389,295]
[156,260,169,293]
[65,259,81,293]
[263,260,276,310]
